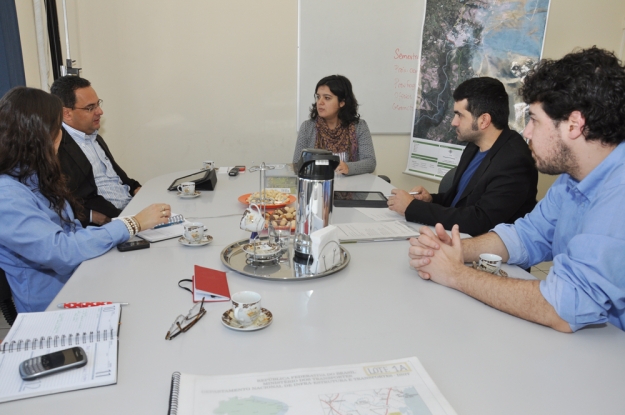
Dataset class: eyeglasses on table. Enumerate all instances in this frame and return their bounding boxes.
[165,298,206,340]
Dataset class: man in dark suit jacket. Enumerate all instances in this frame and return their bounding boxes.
[51,76,141,227]
[389,77,538,236]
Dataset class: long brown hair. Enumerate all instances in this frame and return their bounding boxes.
[0,87,83,223]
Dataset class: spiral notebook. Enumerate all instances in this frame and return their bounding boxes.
[166,357,457,415]
[0,304,122,403]
[137,213,187,242]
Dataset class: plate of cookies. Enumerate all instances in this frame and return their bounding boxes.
[238,190,296,209]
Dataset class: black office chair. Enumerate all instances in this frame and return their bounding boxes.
[438,167,457,194]
[378,175,391,184]
[0,268,17,326]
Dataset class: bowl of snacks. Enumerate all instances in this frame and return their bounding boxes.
[264,206,297,232]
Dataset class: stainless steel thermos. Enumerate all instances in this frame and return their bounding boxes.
[293,149,340,261]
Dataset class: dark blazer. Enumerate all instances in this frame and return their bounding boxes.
[405,128,538,236]
[57,127,141,227]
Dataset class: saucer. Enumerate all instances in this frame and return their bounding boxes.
[242,241,282,258]
[177,191,201,199]
[221,308,273,331]
[178,235,213,247]
[471,262,508,277]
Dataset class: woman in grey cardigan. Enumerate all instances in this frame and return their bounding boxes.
[292,75,376,176]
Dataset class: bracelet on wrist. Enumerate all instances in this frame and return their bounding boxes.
[121,217,136,237]
[130,216,141,233]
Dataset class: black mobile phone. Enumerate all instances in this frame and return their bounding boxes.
[228,167,240,176]
[117,239,150,252]
[19,347,88,380]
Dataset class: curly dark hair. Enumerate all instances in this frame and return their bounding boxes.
[452,77,510,130]
[50,75,91,108]
[520,46,625,145]
[309,75,360,126]
[0,87,84,223]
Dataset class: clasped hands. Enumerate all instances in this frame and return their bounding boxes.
[409,223,465,289]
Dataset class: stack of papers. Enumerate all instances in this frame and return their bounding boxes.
[334,221,419,243]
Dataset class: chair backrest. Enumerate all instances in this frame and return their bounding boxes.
[438,167,457,194]
[377,175,391,184]
[0,268,17,326]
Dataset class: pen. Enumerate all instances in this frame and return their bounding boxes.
[57,302,129,308]
[384,191,421,197]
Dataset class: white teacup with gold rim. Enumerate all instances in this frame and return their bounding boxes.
[240,204,266,232]
[183,222,205,244]
[231,291,262,327]
[177,181,195,196]
[478,253,502,274]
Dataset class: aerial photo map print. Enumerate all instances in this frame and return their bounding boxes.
[406,0,550,179]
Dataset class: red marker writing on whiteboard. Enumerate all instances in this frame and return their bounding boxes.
[56,302,129,308]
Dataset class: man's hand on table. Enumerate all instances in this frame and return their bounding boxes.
[388,186,432,215]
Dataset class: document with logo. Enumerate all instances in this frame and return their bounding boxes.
[168,357,456,415]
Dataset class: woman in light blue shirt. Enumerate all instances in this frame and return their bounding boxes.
[0,87,170,313]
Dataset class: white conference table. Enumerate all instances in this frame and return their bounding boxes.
[5,169,625,414]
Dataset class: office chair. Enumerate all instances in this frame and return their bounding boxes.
[0,268,17,326]
[438,167,457,194]
[378,175,391,184]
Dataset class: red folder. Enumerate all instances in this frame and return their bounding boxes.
[192,266,230,302]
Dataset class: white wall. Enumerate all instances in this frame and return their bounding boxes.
[15,0,625,198]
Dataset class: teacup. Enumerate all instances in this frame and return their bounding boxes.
[203,160,214,171]
[177,181,195,195]
[240,204,266,232]
[478,253,502,274]
[231,291,262,327]
[183,222,205,243]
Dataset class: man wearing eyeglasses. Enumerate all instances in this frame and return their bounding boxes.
[51,76,141,226]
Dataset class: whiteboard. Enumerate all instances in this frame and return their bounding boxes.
[298,0,426,134]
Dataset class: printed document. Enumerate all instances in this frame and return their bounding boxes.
[171,357,457,415]
[335,221,419,242]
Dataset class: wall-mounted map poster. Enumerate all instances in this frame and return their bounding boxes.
[406,0,550,180]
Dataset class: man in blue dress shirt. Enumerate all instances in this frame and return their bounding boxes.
[51,76,141,227]
[408,47,625,333]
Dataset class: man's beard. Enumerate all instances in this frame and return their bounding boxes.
[457,118,480,143]
[530,131,578,176]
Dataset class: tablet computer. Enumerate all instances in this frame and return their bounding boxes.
[333,191,388,208]
[167,169,218,191]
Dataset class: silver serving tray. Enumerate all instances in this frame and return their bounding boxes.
[221,238,350,280]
